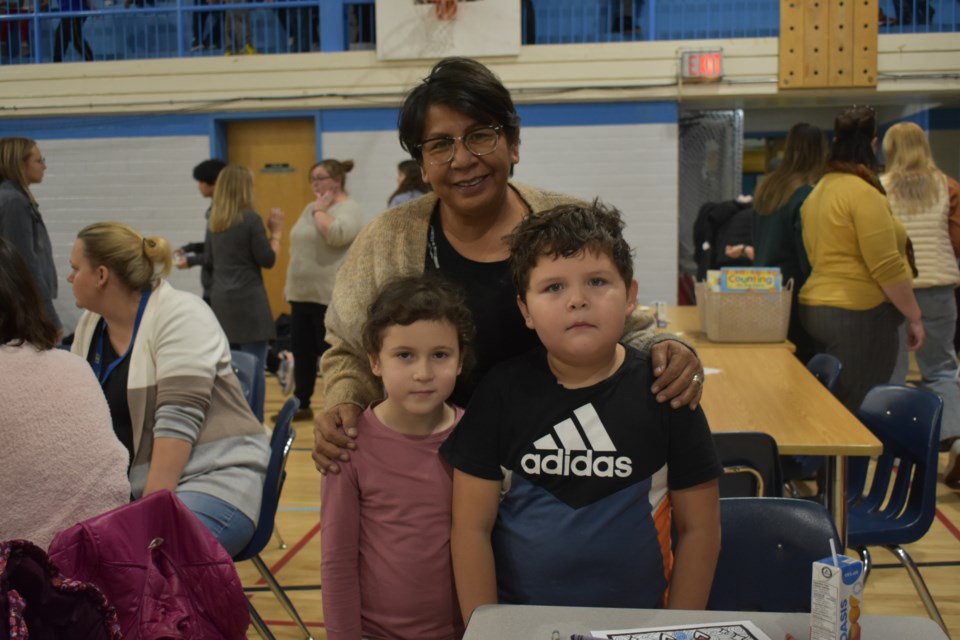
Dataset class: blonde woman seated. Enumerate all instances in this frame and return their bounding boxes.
[69,222,270,555]
[0,236,129,549]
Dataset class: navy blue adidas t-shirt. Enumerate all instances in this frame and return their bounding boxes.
[441,345,721,608]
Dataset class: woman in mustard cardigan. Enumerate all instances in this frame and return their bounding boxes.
[799,106,924,412]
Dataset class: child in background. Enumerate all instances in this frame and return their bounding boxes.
[442,201,723,623]
[320,275,474,640]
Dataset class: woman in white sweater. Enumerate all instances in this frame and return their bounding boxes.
[281,158,364,422]
[0,236,130,548]
[882,122,960,483]
[69,221,269,555]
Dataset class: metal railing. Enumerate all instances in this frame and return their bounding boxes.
[1,0,956,65]
[0,0,373,63]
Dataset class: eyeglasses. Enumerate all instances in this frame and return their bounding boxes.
[416,125,502,166]
[310,175,334,183]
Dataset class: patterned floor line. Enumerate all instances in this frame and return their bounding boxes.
[935,507,960,542]
[256,520,322,585]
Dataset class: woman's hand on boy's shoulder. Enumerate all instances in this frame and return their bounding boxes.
[650,341,704,410]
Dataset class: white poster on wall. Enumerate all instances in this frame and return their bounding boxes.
[375,0,521,61]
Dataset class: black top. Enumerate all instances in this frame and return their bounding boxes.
[204,210,277,343]
[87,320,134,467]
[425,208,540,406]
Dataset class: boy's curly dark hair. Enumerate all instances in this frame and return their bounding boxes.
[362,275,475,374]
[506,200,634,302]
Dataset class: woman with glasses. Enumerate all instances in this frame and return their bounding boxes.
[799,106,924,412]
[204,164,283,418]
[312,57,705,473]
[280,159,364,423]
[0,136,60,331]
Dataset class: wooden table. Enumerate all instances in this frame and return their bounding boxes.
[653,304,795,351]
[697,346,882,543]
[464,604,949,640]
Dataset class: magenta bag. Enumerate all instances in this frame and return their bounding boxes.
[48,490,249,640]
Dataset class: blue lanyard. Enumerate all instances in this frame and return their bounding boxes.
[92,289,151,386]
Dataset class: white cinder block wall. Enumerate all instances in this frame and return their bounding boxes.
[515,123,679,305]
[34,136,211,330]
[323,122,680,305]
[25,105,680,332]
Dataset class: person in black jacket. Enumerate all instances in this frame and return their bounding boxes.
[0,136,60,330]
[175,158,226,303]
[692,197,755,282]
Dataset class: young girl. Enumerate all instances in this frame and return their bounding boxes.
[320,275,474,640]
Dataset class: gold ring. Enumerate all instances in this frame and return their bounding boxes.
[691,373,704,385]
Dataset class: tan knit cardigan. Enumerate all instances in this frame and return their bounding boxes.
[321,182,670,410]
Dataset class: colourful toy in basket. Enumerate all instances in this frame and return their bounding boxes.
[719,267,782,292]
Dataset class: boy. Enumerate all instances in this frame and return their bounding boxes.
[441,201,722,623]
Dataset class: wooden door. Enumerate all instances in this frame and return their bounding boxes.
[226,118,316,319]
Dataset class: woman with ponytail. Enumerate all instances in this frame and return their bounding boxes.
[68,221,269,555]
[799,106,924,412]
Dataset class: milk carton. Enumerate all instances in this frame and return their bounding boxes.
[810,554,864,640]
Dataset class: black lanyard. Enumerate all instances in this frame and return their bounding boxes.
[91,289,151,386]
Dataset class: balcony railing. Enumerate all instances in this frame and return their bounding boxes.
[1,0,956,65]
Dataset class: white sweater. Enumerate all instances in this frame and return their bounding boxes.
[72,280,269,523]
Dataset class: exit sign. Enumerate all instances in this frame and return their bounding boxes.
[681,50,723,81]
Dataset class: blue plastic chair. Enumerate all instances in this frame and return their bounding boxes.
[712,432,783,497]
[783,353,844,495]
[234,396,314,640]
[847,384,947,634]
[806,353,842,391]
[707,497,841,612]
[231,349,265,422]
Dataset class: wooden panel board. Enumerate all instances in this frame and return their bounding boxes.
[803,0,830,87]
[828,0,855,85]
[780,0,878,89]
[778,0,805,89]
[853,0,879,85]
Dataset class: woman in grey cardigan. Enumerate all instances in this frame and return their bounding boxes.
[0,137,60,330]
[204,164,284,415]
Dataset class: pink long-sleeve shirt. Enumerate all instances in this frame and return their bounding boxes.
[320,404,464,640]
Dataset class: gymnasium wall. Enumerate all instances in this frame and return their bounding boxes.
[0,100,679,330]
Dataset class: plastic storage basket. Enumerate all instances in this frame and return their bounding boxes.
[695,281,792,343]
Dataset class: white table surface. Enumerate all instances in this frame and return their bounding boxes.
[463,604,947,640]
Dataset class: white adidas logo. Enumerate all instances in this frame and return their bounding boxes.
[520,404,633,478]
